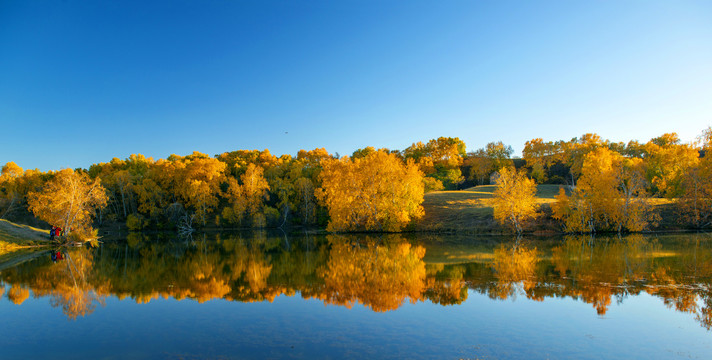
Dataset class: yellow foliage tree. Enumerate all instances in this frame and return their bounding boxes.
[27,169,108,239]
[294,177,316,224]
[0,161,24,218]
[552,148,653,233]
[560,133,607,184]
[678,150,712,228]
[404,137,466,189]
[644,133,700,197]
[178,153,227,226]
[522,138,560,183]
[223,163,270,227]
[492,167,539,235]
[317,150,424,232]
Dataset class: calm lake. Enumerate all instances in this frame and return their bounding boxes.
[1,232,711,359]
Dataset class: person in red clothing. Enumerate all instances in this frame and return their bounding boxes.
[55,226,62,239]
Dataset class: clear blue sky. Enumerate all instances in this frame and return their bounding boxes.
[2,0,711,171]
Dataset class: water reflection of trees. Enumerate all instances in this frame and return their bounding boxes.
[490,240,539,300]
[477,234,712,329]
[316,235,426,312]
[1,247,107,319]
[8,284,30,305]
[1,233,712,330]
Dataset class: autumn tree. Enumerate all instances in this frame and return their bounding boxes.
[216,149,279,178]
[466,141,514,185]
[0,163,51,222]
[223,163,271,227]
[404,137,466,190]
[240,163,271,226]
[291,177,313,224]
[263,155,324,227]
[27,169,108,240]
[491,167,539,235]
[678,128,712,228]
[317,150,424,232]
[644,133,699,197]
[160,152,228,226]
[522,138,561,183]
[264,158,295,226]
[89,158,134,219]
[552,148,653,233]
[0,161,24,218]
[352,146,378,159]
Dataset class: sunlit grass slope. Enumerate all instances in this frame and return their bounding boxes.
[417,185,565,233]
[0,219,49,255]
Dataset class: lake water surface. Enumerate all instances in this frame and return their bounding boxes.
[1,232,711,359]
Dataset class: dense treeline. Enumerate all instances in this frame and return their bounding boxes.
[0,128,711,236]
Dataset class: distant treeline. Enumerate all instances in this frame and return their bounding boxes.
[0,128,711,235]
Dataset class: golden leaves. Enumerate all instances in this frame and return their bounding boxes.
[491,167,539,234]
[27,168,108,239]
[318,237,426,312]
[553,148,654,233]
[317,151,425,232]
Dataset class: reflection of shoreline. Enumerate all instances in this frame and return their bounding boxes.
[1,233,711,329]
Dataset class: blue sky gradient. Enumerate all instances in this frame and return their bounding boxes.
[1,0,711,171]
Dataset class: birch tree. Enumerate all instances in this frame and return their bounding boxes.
[28,169,108,240]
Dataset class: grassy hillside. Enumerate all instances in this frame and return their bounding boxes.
[0,219,50,255]
[416,184,685,233]
[416,185,565,233]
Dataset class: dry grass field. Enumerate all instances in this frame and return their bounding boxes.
[0,219,49,255]
[416,184,684,233]
[416,184,566,233]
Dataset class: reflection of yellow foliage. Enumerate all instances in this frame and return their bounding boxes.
[550,235,658,315]
[697,302,712,331]
[579,286,612,315]
[8,285,30,305]
[134,292,161,304]
[647,267,699,314]
[424,266,468,306]
[49,284,100,320]
[191,278,232,303]
[246,256,272,294]
[319,238,426,311]
[491,243,539,300]
[493,244,538,282]
[23,248,108,319]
